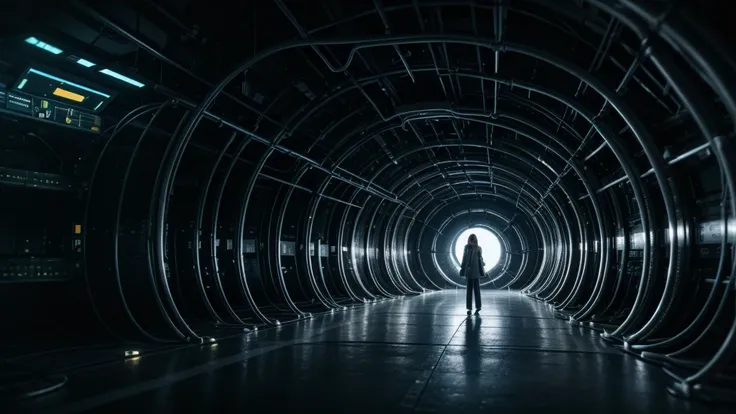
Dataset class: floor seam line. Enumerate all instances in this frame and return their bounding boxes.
[398,316,470,411]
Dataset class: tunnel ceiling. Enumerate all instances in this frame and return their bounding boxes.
[9,0,730,204]
[161,0,720,209]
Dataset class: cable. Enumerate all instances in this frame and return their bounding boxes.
[0,358,68,400]
[23,133,63,172]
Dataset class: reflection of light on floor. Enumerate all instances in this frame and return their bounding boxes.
[125,356,141,367]
[453,228,502,271]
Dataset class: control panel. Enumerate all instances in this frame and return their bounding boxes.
[243,239,256,253]
[4,88,102,133]
[14,67,113,114]
[0,257,70,282]
[0,166,74,191]
[280,241,296,256]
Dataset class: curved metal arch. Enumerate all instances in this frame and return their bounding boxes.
[206,134,262,325]
[328,108,633,318]
[274,174,339,310]
[422,188,549,289]
[305,184,362,304]
[382,205,426,293]
[246,5,724,394]
[395,167,562,286]
[402,169,579,304]
[292,66,623,173]
[341,113,606,309]
[70,8,736,402]
[165,34,686,347]
[348,198,403,299]
[439,210,519,268]
[314,141,563,297]
[431,200,539,289]
[192,131,238,325]
[592,0,736,387]
[329,183,371,302]
[170,34,651,195]
[374,165,548,272]
[301,196,345,309]
[361,200,413,297]
[373,195,425,295]
[438,206,539,289]
[84,103,175,342]
[286,66,652,322]
[435,221,513,288]
[394,171,542,290]
[270,68,644,310]
[115,102,190,341]
[323,111,601,232]
[380,144,583,294]
[172,33,666,243]
[274,119,596,324]
[332,178,385,301]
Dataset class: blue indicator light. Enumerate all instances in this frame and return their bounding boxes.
[77,58,96,68]
[99,69,145,88]
[28,68,111,98]
[17,79,28,89]
[25,37,63,55]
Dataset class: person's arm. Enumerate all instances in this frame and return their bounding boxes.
[460,245,469,273]
[478,246,485,267]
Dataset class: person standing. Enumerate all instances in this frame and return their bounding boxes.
[459,234,485,315]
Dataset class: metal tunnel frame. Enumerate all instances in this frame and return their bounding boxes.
[81,0,735,402]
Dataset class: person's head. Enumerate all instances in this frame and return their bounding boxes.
[467,234,478,246]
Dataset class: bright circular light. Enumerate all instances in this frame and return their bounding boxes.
[453,227,502,272]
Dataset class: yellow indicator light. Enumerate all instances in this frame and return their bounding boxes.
[53,87,85,102]
[74,224,82,234]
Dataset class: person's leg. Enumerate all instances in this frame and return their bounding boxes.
[474,279,482,311]
[466,280,473,312]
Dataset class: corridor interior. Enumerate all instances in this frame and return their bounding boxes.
[17,291,728,413]
[0,1,734,412]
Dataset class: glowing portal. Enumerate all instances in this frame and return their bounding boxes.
[453,227,502,272]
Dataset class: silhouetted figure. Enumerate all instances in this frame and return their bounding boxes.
[459,233,485,315]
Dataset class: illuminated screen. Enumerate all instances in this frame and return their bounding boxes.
[13,67,114,113]
[453,227,502,272]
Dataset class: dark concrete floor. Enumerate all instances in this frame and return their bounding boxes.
[20,290,726,413]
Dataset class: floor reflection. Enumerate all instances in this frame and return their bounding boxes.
[23,290,729,414]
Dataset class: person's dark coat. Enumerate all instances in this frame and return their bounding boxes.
[460,244,485,279]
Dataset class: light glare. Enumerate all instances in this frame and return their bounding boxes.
[453,227,502,272]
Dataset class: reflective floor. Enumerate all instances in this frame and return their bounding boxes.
[19,291,728,413]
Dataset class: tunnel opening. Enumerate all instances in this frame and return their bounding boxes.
[452,227,503,272]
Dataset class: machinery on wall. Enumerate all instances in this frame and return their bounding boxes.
[0,0,734,404]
